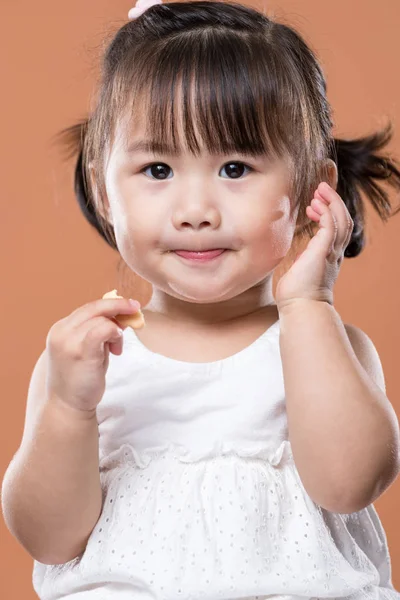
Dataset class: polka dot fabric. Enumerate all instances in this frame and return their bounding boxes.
[32,321,398,599]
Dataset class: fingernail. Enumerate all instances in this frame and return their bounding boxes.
[129,299,141,309]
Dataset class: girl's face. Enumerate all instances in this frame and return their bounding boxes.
[102,113,299,319]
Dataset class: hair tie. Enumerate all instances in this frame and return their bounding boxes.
[128,0,163,19]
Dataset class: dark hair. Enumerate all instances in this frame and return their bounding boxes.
[58,0,400,259]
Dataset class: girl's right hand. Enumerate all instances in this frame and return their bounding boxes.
[45,297,141,414]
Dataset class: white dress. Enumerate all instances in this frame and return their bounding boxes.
[32,319,399,600]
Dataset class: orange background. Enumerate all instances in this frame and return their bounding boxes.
[1,0,400,597]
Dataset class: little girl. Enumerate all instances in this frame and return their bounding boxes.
[3,1,400,599]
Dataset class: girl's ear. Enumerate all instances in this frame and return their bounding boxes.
[324,158,338,190]
[88,162,113,225]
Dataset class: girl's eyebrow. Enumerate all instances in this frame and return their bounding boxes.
[126,139,181,156]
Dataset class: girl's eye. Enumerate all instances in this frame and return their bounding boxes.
[140,161,254,180]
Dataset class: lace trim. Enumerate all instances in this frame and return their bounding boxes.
[99,439,293,471]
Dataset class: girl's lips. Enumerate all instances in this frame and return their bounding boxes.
[174,249,226,261]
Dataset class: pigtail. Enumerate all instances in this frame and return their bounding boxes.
[55,119,118,251]
[331,121,400,257]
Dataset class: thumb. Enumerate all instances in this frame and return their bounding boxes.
[108,336,124,356]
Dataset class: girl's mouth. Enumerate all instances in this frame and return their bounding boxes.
[173,249,226,262]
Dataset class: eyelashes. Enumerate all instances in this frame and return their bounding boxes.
[139,161,255,181]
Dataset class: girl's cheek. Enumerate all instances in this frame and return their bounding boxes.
[256,199,296,261]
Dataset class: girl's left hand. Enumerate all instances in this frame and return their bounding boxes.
[275,181,354,310]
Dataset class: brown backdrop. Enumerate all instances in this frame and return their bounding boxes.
[1,0,400,597]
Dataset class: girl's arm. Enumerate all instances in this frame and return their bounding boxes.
[279,298,400,514]
[1,351,103,565]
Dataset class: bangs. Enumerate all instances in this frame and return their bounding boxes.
[114,28,307,166]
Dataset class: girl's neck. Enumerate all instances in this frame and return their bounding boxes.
[144,277,276,327]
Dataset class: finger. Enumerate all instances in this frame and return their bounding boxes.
[68,297,141,330]
[308,198,338,256]
[340,200,355,253]
[317,183,353,240]
[316,183,353,253]
[78,317,125,361]
[313,192,345,255]
[108,337,124,356]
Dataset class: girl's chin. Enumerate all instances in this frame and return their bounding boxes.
[165,281,239,303]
